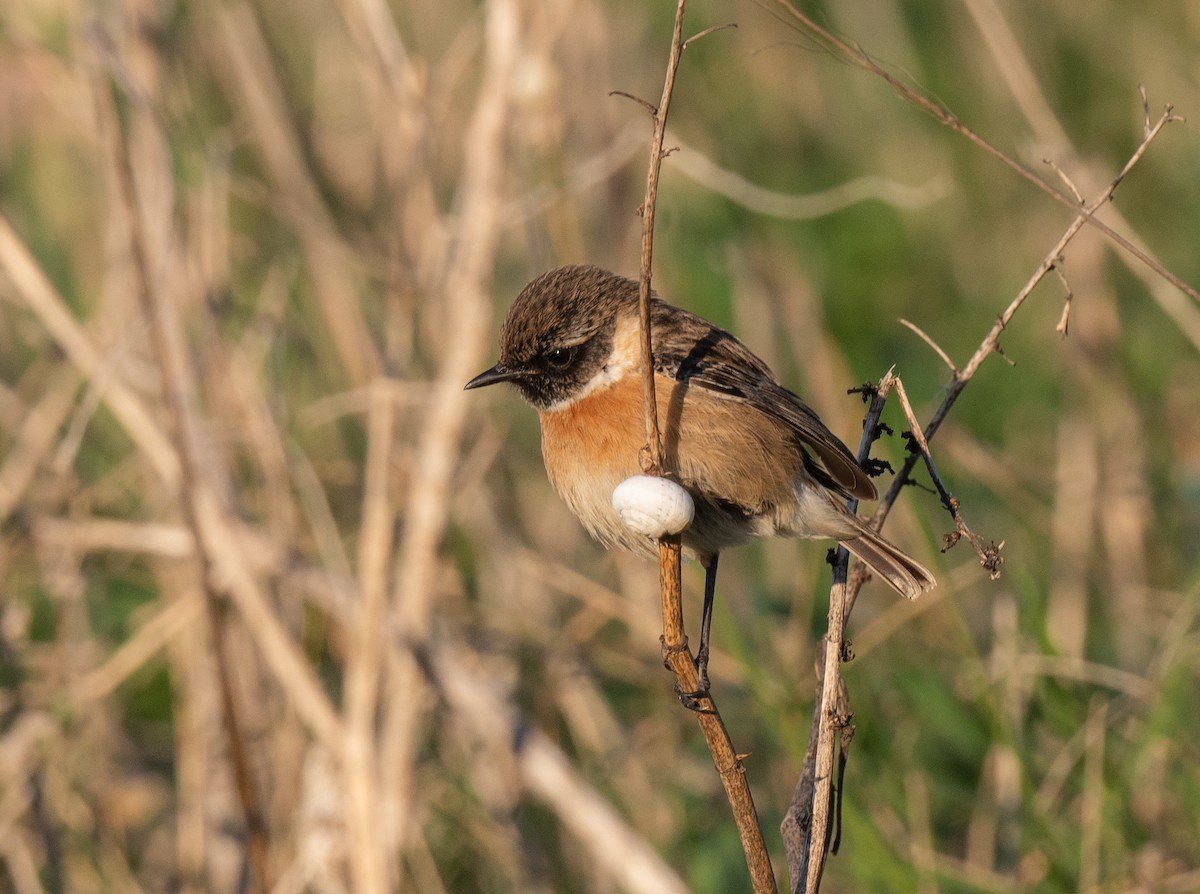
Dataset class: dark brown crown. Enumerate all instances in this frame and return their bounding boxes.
[491,265,638,409]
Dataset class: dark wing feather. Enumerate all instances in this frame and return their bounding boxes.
[652,302,877,501]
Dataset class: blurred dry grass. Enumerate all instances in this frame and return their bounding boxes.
[0,0,1198,892]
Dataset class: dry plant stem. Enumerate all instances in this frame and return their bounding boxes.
[877,109,1178,522]
[1052,262,1074,336]
[786,380,890,892]
[790,76,1176,894]
[101,80,272,889]
[631,0,688,472]
[968,6,1200,351]
[771,0,1197,305]
[792,361,986,889]
[628,2,775,890]
[385,0,519,867]
[841,376,896,621]
[794,581,852,894]
[657,540,778,894]
[424,639,693,894]
[891,377,998,575]
[0,213,180,485]
[343,380,396,894]
[210,4,381,386]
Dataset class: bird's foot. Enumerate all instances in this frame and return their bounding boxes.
[673,679,715,713]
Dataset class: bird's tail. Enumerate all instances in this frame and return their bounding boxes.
[838,510,936,600]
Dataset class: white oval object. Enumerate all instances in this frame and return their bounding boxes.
[611,475,695,538]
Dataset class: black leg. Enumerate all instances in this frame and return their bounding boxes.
[695,553,719,695]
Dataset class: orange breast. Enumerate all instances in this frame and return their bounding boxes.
[539,373,646,539]
[538,370,809,557]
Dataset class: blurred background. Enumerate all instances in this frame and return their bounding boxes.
[0,0,1198,891]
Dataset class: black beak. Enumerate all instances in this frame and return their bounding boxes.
[464,363,526,390]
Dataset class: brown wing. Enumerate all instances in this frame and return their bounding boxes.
[651,301,877,501]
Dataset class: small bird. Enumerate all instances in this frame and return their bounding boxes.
[467,264,935,690]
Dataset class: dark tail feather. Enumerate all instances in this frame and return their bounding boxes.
[838,514,936,600]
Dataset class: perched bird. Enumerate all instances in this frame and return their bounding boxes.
[466,264,935,689]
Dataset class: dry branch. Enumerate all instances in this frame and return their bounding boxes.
[0,214,180,485]
[98,59,274,891]
[625,2,776,890]
[771,0,1197,307]
[423,641,693,894]
[879,108,1179,519]
[384,0,520,877]
[784,376,892,891]
[790,96,1181,894]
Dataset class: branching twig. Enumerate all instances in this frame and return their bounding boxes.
[683,21,738,50]
[1052,260,1073,336]
[784,374,889,892]
[790,104,1175,893]
[891,377,1002,578]
[898,319,955,373]
[621,3,776,891]
[879,108,1177,522]
[771,0,1196,306]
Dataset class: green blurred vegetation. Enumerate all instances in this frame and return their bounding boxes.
[0,0,1197,891]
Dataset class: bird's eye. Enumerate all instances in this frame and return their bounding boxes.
[545,347,576,370]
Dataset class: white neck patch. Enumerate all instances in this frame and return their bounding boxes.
[542,313,642,413]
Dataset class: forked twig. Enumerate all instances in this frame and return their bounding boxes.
[771,0,1196,305]
[891,376,1003,578]
[783,376,892,891]
[1052,261,1074,336]
[790,101,1179,894]
[880,108,1176,518]
[898,319,955,372]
